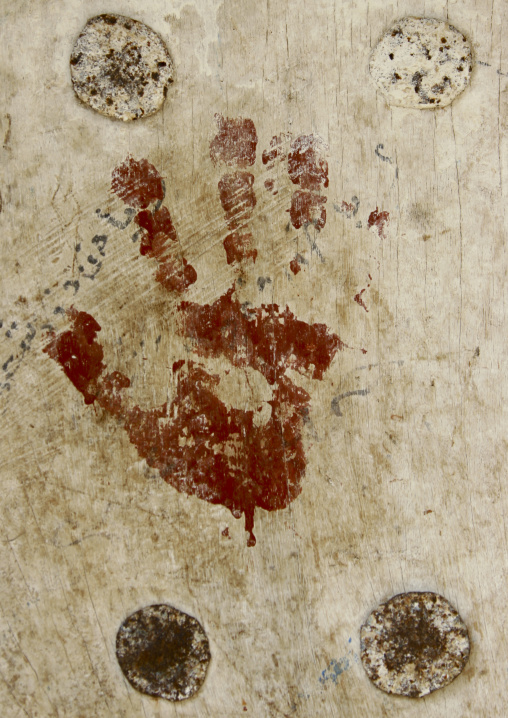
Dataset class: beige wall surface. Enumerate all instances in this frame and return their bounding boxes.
[0,0,507,715]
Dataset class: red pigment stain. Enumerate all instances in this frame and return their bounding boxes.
[354,276,371,312]
[154,256,197,293]
[136,208,177,255]
[43,309,104,405]
[212,120,258,265]
[264,178,277,195]
[172,359,185,373]
[262,135,287,167]
[179,286,343,385]
[338,200,357,218]
[367,208,390,239]
[222,527,231,538]
[354,288,368,312]
[45,287,343,546]
[210,114,258,168]
[218,172,256,227]
[289,190,327,230]
[112,157,197,294]
[111,157,164,209]
[287,135,329,191]
[290,257,301,275]
[223,232,257,265]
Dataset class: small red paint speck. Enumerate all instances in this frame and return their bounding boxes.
[354,288,368,312]
[367,208,390,239]
[290,257,301,275]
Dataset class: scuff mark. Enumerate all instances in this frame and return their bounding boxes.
[331,388,369,417]
[3,113,11,149]
[375,143,392,163]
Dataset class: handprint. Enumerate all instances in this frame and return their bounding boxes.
[44,116,346,546]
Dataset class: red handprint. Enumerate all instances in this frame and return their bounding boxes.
[44,116,344,546]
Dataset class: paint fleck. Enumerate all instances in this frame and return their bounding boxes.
[334,197,360,218]
[289,257,301,275]
[210,114,258,167]
[262,134,287,167]
[354,277,372,312]
[367,208,390,239]
[354,290,368,311]
[360,592,470,697]
[116,604,210,701]
[319,657,350,685]
[264,178,276,194]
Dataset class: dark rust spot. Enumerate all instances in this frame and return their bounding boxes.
[360,592,470,698]
[100,14,118,25]
[116,604,211,701]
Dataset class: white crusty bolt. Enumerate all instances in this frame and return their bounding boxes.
[70,14,174,121]
[369,17,473,109]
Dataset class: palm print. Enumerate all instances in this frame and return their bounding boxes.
[44,115,345,546]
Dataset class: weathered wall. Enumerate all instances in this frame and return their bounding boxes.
[0,0,506,715]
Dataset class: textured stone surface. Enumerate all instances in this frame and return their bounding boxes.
[369,17,473,108]
[360,592,470,697]
[116,604,211,701]
[70,14,173,121]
